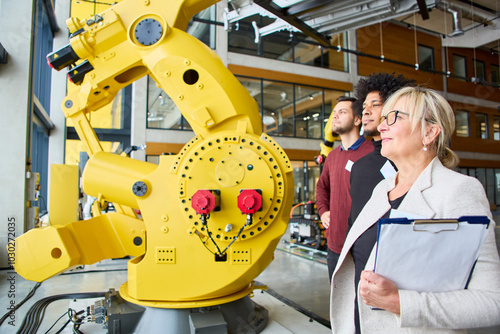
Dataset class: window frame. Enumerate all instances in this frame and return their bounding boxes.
[452,54,467,81]
[474,112,489,139]
[455,109,470,137]
[417,44,435,71]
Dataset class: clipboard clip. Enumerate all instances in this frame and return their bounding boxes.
[412,219,459,233]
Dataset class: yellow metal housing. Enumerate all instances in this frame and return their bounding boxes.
[49,165,80,225]
[10,0,294,307]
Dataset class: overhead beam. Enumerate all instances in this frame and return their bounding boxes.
[416,0,430,20]
[254,0,331,46]
[286,0,334,16]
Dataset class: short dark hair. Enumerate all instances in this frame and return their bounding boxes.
[336,96,362,118]
[354,72,416,108]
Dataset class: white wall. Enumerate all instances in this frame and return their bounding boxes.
[0,0,35,266]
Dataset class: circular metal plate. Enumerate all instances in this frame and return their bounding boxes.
[135,18,163,46]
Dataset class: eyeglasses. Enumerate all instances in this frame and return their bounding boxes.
[379,110,410,126]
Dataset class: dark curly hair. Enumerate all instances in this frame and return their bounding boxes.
[354,72,416,109]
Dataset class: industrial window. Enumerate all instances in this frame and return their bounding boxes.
[227,13,349,72]
[292,161,321,210]
[452,54,467,80]
[418,45,434,71]
[294,85,323,139]
[263,80,295,137]
[496,169,500,206]
[237,76,345,139]
[491,65,500,87]
[146,77,191,131]
[147,75,346,140]
[30,0,57,219]
[455,110,469,137]
[475,113,488,139]
[494,116,500,141]
[473,59,486,83]
[458,168,500,206]
[187,5,218,49]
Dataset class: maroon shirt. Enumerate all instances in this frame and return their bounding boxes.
[316,139,373,253]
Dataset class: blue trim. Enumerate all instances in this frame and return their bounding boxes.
[340,136,365,151]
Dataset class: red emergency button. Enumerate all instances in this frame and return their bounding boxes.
[192,190,219,215]
[196,196,209,209]
[237,189,262,214]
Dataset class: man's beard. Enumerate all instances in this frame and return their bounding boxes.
[363,126,379,137]
[332,124,352,135]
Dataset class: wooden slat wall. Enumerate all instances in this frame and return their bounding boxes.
[446,47,500,102]
[357,23,444,89]
[449,101,500,160]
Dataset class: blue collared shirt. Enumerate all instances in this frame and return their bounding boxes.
[340,136,366,151]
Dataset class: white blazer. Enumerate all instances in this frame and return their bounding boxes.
[330,157,500,333]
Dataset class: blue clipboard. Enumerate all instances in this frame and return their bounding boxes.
[374,215,490,293]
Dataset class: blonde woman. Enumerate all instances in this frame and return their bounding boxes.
[330,86,500,333]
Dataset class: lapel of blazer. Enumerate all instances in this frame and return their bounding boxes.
[334,176,394,276]
[364,158,440,270]
[396,157,438,219]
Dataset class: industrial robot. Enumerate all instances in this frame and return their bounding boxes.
[9,0,294,332]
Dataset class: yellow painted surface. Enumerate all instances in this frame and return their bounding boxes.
[12,0,294,307]
[49,165,80,225]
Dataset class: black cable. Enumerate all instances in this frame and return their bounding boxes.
[43,310,68,334]
[255,280,331,329]
[220,221,250,255]
[54,318,71,334]
[204,222,223,255]
[16,291,105,334]
[60,268,127,276]
[0,282,42,326]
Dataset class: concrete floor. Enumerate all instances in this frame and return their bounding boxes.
[1,216,499,333]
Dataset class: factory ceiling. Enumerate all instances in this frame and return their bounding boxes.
[224,0,500,53]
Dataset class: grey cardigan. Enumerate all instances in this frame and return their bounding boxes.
[330,158,500,333]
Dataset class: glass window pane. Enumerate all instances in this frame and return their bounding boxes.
[495,169,500,206]
[473,60,486,83]
[493,117,500,141]
[307,162,321,203]
[295,85,323,139]
[476,168,487,194]
[228,14,290,59]
[293,40,322,67]
[418,45,434,70]
[455,110,469,137]
[475,113,489,139]
[228,14,347,71]
[492,65,500,87]
[263,81,294,137]
[324,33,348,72]
[453,54,466,80]
[292,161,305,211]
[188,6,217,49]
[485,168,495,205]
[147,77,184,130]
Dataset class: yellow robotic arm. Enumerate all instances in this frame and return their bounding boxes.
[315,109,339,165]
[11,0,294,308]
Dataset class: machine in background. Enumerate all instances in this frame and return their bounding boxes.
[287,201,326,252]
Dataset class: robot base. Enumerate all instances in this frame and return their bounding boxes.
[98,289,268,334]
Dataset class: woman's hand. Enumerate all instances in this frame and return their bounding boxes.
[359,270,401,315]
